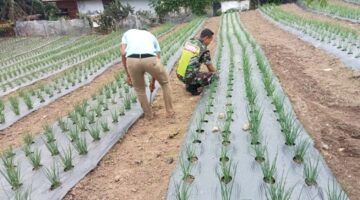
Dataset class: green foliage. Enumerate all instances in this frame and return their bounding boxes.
[99,0,134,32]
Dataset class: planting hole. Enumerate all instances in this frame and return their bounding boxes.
[263,176,275,184]
[221,176,232,184]
[220,156,229,163]
[193,139,202,144]
[293,155,303,164]
[196,129,204,133]
[222,140,231,146]
[255,156,265,163]
[188,156,198,163]
[305,178,317,187]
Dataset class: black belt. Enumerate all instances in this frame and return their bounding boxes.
[127,54,155,58]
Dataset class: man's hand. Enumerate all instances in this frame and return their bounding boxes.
[149,78,156,92]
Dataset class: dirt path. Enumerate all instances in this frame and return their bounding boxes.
[281,3,360,33]
[240,10,360,199]
[0,26,180,151]
[63,17,220,200]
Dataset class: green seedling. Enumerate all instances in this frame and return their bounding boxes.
[44,140,59,156]
[1,151,15,169]
[253,144,266,163]
[191,130,201,144]
[22,144,33,157]
[124,94,132,110]
[119,105,125,116]
[304,159,319,186]
[87,111,95,124]
[219,160,234,184]
[60,146,74,172]
[130,91,137,103]
[14,187,31,200]
[266,176,293,200]
[111,110,119,123]
[222,120,231,134]
[101,120,110,132]
[180,157,194,183]
[0,112,5,124]
[22,93,33,110]
[77,117,87,132]
[195,116,204,133]
[28,148,42,170]
[0,164,22,190]
[94,103,102,117]
[44,162,61,190]
[293,140,310,164]
[186,145,198,163]
[9,96,20,115]
[68,126,80,142]
[326,180,348,200]
[261,154,277,184]
[281,114,300,146]
[88,124,101,141]
[43,124,55,143]
[175,182,191,200]
[68,111,78,124]
[220,147,230,163]
[73,136,88,155]
[75,100,88,117]
[22,132,34,146]
[58,118,69,132]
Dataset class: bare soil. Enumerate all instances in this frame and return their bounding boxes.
[63,17,220,200]
[0,26,180,152]
[240,10,360,199]
[281,3,360,33]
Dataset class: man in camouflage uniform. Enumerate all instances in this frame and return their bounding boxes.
[176,28,217,95]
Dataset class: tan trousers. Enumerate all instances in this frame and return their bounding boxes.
[127,57,174,119]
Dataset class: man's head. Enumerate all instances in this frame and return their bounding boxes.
[200,28,214,46]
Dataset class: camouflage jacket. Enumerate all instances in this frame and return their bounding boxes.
[183,38,212,80]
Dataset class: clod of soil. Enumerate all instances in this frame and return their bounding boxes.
[183,174,195,184]
[221,176,232,184]
[188,156,198,163]
[218,113,225,119]
[242,123,250,131]
[212,126,220,132]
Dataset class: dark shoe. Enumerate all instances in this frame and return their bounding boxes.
[186,84,201,96]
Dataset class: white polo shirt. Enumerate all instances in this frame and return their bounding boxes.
[121,29,161,57]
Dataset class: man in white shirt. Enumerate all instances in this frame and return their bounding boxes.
[121,29,175,120]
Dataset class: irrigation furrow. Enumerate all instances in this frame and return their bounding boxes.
[0,18,205,200]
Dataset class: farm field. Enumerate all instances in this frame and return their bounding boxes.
[0,3,359,200]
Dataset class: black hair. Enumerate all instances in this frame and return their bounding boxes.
[200,28,214,38]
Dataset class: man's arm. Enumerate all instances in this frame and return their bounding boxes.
[206,63,216,72]
[202,50,216,72]
[120,43,132,86]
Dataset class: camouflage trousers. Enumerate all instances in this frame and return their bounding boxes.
[177,72,216,95]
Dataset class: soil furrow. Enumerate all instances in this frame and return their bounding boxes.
[63,16,220,200]
[240,10,360,199]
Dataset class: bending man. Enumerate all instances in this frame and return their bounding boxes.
[176,28,217,95]
[121,29,175,120]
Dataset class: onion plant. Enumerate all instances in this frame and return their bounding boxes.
[175,182,191,200]
[9,96,20,115]
[44,141,60,156]
[75,100,88,117]
[58,118,69,132]
[28,148,42,170]
[266,176,293,200]
[22,93,33,110]
[0,164,22,190]
[119,105,125,116]
[111,110,119,123]
[14,187,31,200]
[73,136,88,155]
[219,160,234,184]
[252,144,266,163]
[1,151,15,169]
[94,103,102,117]
[293,140,310,164]
[179,157,194,183]
[43,124,56,143]
[261,154,277,184]
[22,144,33,157]
[124,94,132,110]
[327,180,348,200]
[101,120,110,132]
[60,146,74,172]
[44,162,61,190]
[88,123,101,141]
[220,146,230,163]
[68,126,80,142]
[186,145,197,163]
[280,114,300,146]
[22,132,34,146]
[304,159,319,186]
